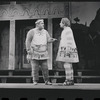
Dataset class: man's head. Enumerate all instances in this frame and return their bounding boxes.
[35,19,44,30]
[60,18,70,28]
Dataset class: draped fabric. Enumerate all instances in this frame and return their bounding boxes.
[56,27,79,63]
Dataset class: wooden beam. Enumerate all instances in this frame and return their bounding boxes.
[8,20,15,70]
[68,2,72,22]
[0,2,67,20]
[48,18,52,70]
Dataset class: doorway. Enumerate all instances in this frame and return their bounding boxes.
[0,21,10,69]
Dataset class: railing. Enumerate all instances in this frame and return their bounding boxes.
[0,69,100,83]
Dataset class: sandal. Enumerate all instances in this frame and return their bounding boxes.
[63,80,74,86]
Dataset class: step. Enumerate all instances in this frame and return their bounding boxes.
[0,75,100,83]
[0,69,100,75]
[0,75,100,78]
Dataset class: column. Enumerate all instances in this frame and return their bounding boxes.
[8,20,15,70]
[48,19,52,70]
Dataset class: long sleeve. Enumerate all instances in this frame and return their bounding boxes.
[25,29,33,51]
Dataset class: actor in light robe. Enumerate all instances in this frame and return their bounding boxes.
[56,18,79,85]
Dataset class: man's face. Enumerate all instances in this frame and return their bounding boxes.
[60,20,64,28]
[38,21,44,30]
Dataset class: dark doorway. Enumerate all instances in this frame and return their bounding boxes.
[52,18,64,70]
[0,21,10,70]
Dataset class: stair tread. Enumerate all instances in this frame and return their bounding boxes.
[0,75,100,78]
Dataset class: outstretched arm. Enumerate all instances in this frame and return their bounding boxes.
[48,38,57,43]
[46,31,57,43]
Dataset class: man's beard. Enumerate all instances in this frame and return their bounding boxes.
[39,27,44,30]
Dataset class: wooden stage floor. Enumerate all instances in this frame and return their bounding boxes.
[0,83,100,90]
[0,83,100,100]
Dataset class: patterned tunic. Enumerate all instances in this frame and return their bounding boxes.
[56,27,79,63]
[26,28,51,60]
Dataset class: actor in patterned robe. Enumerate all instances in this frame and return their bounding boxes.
[56,18,79,85]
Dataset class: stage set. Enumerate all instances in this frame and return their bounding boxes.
[0,1,100,100]
[0,69,100,100]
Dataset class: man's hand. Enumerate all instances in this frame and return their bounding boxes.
[27,49,31,54]
[26,53,31,63]
[48,38,57,43]
[52,38,57,41]
[26,49,31,63]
